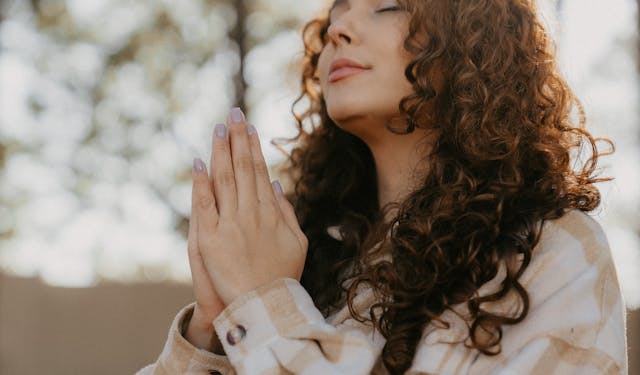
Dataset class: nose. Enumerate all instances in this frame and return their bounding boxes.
[326,13,357,46]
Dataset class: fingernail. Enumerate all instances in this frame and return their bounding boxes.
[230,107,244,123]
[248,124,256,136]
[272,180,284,195]
[193,158,205,173]
[215,123,227,139]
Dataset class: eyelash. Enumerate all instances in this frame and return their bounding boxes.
[326,6,401,29]
[376,6,401,13]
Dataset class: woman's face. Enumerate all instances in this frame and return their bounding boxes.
[317,0,414,132]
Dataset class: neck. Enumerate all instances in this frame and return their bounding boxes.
[365,126,433,223]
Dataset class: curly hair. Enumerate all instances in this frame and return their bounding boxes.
[272,0,614,373]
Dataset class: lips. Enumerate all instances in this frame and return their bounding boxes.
[329,58,370,83]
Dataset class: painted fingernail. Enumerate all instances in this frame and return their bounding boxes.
[215,123,227,139]
[272,180,284,195]
[230,107,244,123]
[193,158,205,173]
[247,124,256,136]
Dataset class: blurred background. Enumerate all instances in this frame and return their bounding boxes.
[0,0,638,373]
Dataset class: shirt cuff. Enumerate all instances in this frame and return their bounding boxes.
[212,278,325,366]
[156,301,234,374]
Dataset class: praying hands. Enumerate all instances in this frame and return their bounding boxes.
[184,107,308,352]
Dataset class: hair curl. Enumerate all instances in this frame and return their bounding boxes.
[272,1,614,373]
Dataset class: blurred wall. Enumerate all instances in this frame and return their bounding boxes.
[0,272,194,374]
[0,272,638,374]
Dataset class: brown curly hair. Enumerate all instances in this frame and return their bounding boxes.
[272,0,614,373]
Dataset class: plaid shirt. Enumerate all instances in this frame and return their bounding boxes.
[136,210,628,374]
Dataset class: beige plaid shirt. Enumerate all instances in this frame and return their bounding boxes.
[136,210,628,374]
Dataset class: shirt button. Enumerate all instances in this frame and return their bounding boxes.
[226,324,247,345]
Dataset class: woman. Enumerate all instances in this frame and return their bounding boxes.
[137,0,628,374]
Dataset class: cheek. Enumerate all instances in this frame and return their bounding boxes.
[317,49,330,77]
[317,52,332,92]
[382,52,414,93]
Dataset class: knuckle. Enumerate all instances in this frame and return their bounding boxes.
[236,156,254,172]
[214,139,229,150]
[217,170,236,187]
[253,159,269,176]
[196,193,214,208]
[230,123,247,135]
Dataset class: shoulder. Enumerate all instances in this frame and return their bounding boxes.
[535,209,610,262]
[406,210,628,374]
[521,209,622,334]
[495,209,627,371]
[522,209,614,290]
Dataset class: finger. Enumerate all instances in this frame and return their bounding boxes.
[192,157,219,233]
[187,183,199,260]
[272,180,308,249]
[187,177,209,284]
[227,107,258,211]
[187,183,209,288]
[187,203,220,311]
[211,122,237,216]
[247,123,276,205]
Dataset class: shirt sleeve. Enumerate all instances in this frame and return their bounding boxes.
[134,302,235,375]
[466,211,628,375]
[211,277,381,374]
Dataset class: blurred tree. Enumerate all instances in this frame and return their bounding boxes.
[230,0,246,109]
[0,0,323,285]
[638,0,640,72]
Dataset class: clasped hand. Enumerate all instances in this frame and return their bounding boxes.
[189,108,308,308]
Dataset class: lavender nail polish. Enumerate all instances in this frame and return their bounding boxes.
[215,123,227,139]
[193,158,205,173]
[248,124,256,135]
[230,107,244,123]
[272,180,284,195]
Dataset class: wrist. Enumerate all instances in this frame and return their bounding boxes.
[184,306,225,354]
[191,305,217,332]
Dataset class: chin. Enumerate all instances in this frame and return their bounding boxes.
[325,96,370,118]
[327,101,395,123]
[326,107,355,123]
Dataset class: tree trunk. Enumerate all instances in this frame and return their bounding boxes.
[230,0,247,110]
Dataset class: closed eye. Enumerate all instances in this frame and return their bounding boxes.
[376,6,401,13]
